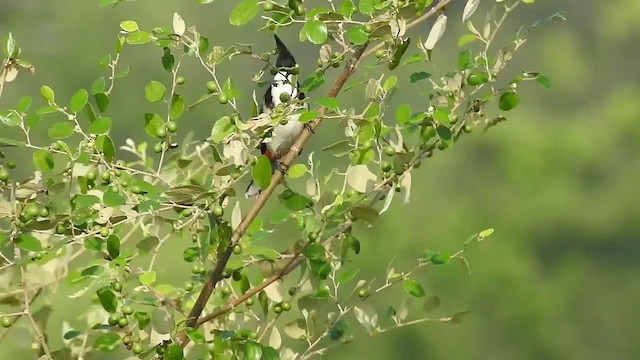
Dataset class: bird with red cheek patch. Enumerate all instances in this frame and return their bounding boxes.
[245,35,309,198]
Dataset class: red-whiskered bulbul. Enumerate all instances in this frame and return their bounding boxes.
[245,35,308,198]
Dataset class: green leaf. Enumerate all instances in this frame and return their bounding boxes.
[15,233,42,252]
[96,287,118,313]
[252,156,272,190]
[457,34,477,47]
[162,47,175,72]
[119,20,139,32]
[106,235,120,259]
[287,164,307,178]
[91,77,106,95]
[315,97,339,109]
[68,89,88,113]
[145,81,166,102]
[309,259,331,280]
[103,189,125,207]
[40,85,55,102]
[347,25,369,45]
[95,135,116,162]
[279,193,313,211]
[536,75,551,89]
[144,113,165,138]
[337,269,359,284]
[301,72,325,92]
[48,122,75,139]
[436,126,453,147]
[299,110,319,123]
[127,31,152,44]
[222,78,240,99]
[424,296,441,311]
[33,149,54,171]
[164,344,184,360]
[359,0,378,15]
[17,96,32,113]
[430,252,450,265]
[351,206,379,223]
[395,104,412,125]
[139,271,156,286]
[389,38,410,70]
[185,328,205,344]
[229,0,258,26]
[383,75,397,91]
[410,72,431,83]
[135,311,151,329]
[403,279,426,297]
[244,341,263,360]
[170,94,184,120]
[304,20,328,44]
[303,244,325,261]
[499,91,520,111]
[89,117,112,134]
[0,111,20,127]
[93,333,121,352]
[95,93,110,113]
[0,137,26,147]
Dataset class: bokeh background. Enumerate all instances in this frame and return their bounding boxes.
[1,0,639,359]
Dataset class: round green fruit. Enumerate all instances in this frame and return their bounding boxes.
[206,81,217,93]
[176,76,185,85]
[218,93,229,104]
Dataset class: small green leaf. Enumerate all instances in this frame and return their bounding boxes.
[436,126,453,147]
[164,344,184,360]
[96,287,118,313]
[91,77,106,95]
[245,341,263,360]
[119,20,139,32]
[359,0,377,15]
[106,235,120,259]
[403,279,426,297]
[69,89,88,113]
[93,333,121,352]
[299,110,319,123]
[383,75,397,91]
[279,193,313,211]
[127,31,152,44]
[145,81,166,102]
[89,117,112,134]
[135,311,151,330]
[33,149,54,171]
[287,164,307,178]
[410,72,431,83]
[144,113,165,138]
[229,0,259,26]
[535,75,551,89]
[185,328,205,344]
[347,25,369,45]
[315,97,339,109]
[48,122,75,139]
[15,233,43,252]
[430,252,450,265]
[139,271,156,286]
[424,296,441,311]
[252,156,272,190]
[222,78,240,100]
[310,259,331,280]
[304,20,328,44]
[103,189,125,207]
[499,91,520,111]
[40,85,55,102]
[170,94,184,120]
[95,135,116,162]
[395,104,412,125]
[351,206,379,223]
[457,34,477,47]
[389,38,410,70]
[95,93,110,112]
[17,96,32,113]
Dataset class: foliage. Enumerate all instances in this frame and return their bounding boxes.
[0,0,559,359]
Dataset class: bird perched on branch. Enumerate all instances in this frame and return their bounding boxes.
[245,35,308,198]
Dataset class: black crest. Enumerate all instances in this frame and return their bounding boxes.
[274,35,296,70]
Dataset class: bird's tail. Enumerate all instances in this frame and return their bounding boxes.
[244,180,262,199]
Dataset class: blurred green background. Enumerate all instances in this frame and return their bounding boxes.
[1,0,639,359]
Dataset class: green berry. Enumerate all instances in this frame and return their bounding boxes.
[86,168,98,181]
[108,314,119,326]
[181,208,193,217]
[233,244,242,254]
[50,142,61,151]
[1,317,12,328]
[263,1,274,11]
[153,142,163,153]
[221,287,231,296]
[100,227,110,238]
[466,72,488,86]
[155,127,167,138]
[357,288,368,298]
[176,76,185,85]
[167,121,178,133]
[131,185,142,194]
[383,146,395,157]
[279,92,291,103]
[117,316,129,328]
[122,335,132,345]
[0,167,8,182]
[232,270,243,281]
[112,281,123,292]
[101,171,111,183]
[212,205,224,217]
[282,189,294,200]
[132,343,144,354]
[34,252,43,260]
[281,301,291,311]
[6,161,16,169]
[25,203,40,218]
[184,282,194,291]
[246,297,254,306]
[380,161,392,173]
[308,232,318,242]
[206,81,217,93]
[375,49,385,59]
[218,93,228,104]
[288,287,297,296]
[272,304,283,314]
[191,264,204,275]
[122,305,134,316]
